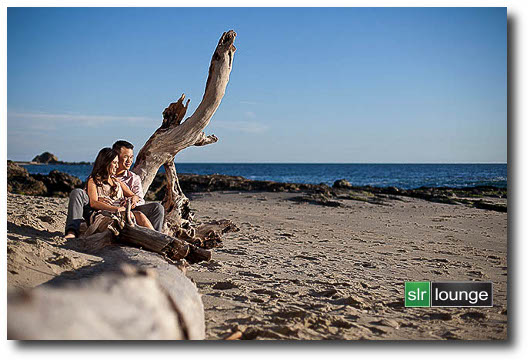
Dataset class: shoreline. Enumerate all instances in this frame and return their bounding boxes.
[11,160,508,193]
[13,161,507,190]
[8,161,507,213]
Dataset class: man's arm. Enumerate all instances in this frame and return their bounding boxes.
[130,173,145,206]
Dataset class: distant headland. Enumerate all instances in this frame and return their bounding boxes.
[13,152,91,166]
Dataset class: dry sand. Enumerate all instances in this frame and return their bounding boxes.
[7,191,508,340]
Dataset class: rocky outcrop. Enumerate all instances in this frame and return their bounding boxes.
[7,161,47,196]
[32,152,59,164]
[8,163,507,212]
[331,184,507,212]
[7,162,83,197]
[144,174,507,212]
[145,173,332,201]
[33,170,83,197]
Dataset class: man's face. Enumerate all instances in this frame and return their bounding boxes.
[117,147,134,171]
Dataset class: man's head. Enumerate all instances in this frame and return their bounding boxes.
[112,140,134,173]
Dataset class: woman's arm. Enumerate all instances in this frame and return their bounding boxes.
[87,178,124,213]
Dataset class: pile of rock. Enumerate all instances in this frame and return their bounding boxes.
[7,161,83,197]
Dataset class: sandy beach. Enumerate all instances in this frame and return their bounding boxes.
[7,189,507,340]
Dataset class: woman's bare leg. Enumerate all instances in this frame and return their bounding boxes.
[132,211,154,230]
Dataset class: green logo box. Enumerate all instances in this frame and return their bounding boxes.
[405,281,431,307]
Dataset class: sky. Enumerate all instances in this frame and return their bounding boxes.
[7,7,507,163]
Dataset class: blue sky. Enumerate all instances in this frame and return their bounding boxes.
[7,7,506,163]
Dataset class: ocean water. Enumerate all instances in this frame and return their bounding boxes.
[22,163,507,190]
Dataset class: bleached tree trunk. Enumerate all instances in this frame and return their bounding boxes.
[8,260,205,340]
[132,30,238,244]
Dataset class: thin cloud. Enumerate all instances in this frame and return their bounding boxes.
[8,111,158,128]
[244,111,257,120]
[214,121,269,133]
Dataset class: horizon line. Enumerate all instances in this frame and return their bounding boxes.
[13,160,508,165]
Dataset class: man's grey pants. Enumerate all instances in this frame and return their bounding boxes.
[65,188,165,236]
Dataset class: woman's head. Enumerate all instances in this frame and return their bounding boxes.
[89,147,119,184]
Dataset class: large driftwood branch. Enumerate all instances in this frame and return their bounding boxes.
[133,30,236,191]
[130,30,238,244]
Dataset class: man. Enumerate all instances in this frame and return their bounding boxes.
[64,140,165,238]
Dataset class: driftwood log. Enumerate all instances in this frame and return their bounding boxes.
[8,261,205,340]
[133,30,238,245]
[78,199,213,264]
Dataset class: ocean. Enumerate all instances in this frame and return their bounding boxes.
[22,163,508,190]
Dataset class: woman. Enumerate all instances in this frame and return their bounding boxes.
[84,147,154,235]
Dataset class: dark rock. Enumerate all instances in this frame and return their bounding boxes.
[144,173,332,201]
[7,161,47,196]
[7,162,82,197]
[32,152,59,164]
[7,161,29,178]
[33,170,83,197]
[333,179,352,189]
[383,186,400,194]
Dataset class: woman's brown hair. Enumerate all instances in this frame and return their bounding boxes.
[87,147,118,186]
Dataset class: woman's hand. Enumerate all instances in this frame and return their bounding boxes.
[131,195,140,209]
[114,206,126,213]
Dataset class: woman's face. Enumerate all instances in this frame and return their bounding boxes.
[108,156,119,176]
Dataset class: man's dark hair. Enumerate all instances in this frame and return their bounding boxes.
[112,140,134,152]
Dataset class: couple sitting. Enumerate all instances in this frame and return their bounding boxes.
[64,140,164,238]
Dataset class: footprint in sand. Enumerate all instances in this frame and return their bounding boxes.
[251,288,280,298]
[441,331,461,340]
[460,311,487,321]
[423,312,452,321]
[213,281,238,290]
